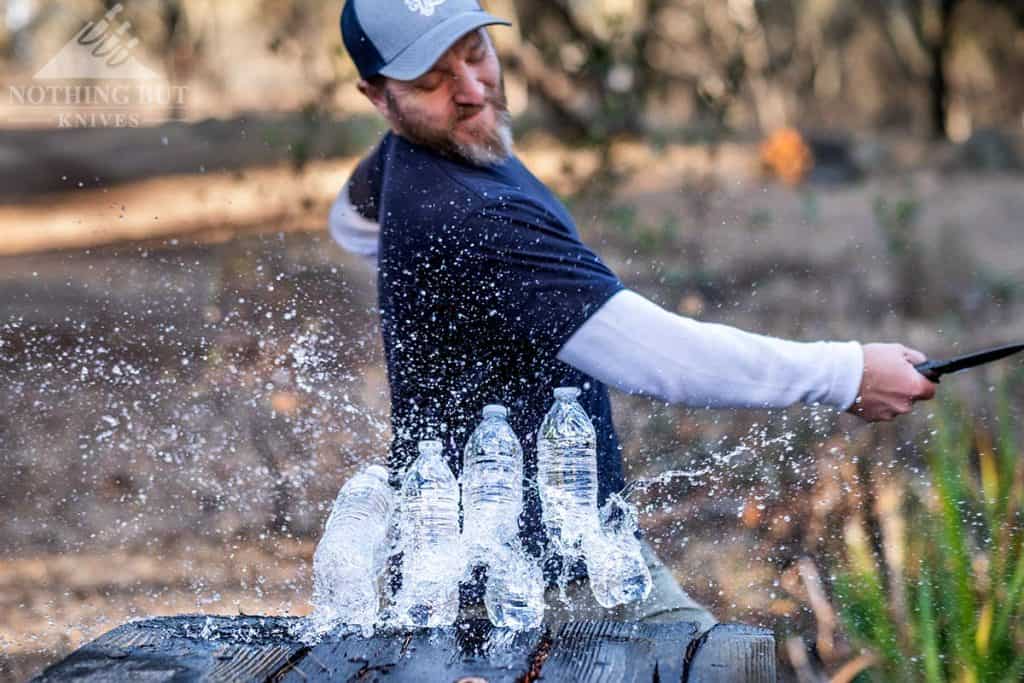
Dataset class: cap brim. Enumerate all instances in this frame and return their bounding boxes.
[378,11,511,82]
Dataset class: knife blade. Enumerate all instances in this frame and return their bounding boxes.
[914,343,1024,383]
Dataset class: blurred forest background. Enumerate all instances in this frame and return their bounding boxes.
[1,0,1023,680]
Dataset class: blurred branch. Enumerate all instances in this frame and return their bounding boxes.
[506,42,596,135]
[799,557,838,662]
[544,0,601,46]
[876,0,933,79]
[828,653,877,683]
[784,636,825,683]
[870,0,959,138]
[629,0,670,106]
[512,0,672,139]
[927,0,956,140]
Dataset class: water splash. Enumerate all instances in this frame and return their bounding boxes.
[621,424,801,501]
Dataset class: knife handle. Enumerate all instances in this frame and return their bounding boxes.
[914,361,942,383]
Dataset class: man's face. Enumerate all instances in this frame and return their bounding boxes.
[366,29,512,166]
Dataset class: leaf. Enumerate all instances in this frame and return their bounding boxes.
[915,566,943,683]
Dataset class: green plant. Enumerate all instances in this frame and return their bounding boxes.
[873,195,920,259]
[834,390,1024,682]
[872,194,928,317]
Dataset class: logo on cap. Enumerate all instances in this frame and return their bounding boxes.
[404,0,447,17]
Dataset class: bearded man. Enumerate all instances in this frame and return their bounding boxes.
[328,0,936,627]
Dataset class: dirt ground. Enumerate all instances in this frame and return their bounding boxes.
[0,540,313,680]
[1,134,1022,680]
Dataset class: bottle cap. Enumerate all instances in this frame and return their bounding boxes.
[482,404,508,419]
[417,439,443,456]
[553,386,580,400]
[363,464,389,482]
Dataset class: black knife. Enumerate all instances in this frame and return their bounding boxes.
[915,343,1024,383]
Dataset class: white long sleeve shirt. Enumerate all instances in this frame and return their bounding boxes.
[328,183,864,411]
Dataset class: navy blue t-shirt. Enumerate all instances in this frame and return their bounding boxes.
[348,132,625,566]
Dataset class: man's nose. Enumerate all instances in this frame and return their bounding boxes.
[451,65,486,106]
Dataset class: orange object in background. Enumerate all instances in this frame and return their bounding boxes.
[760,128,814,186]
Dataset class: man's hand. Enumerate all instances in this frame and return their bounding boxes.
[848,343,937,421]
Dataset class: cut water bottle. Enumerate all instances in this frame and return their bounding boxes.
[310,464,395,634]
[394,439,462,628]
[484,540,546,630]
[537,387,600,556]
[584,494,652,608]
[461,404,523,561]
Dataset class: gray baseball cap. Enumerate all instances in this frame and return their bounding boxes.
[341,0,510,82]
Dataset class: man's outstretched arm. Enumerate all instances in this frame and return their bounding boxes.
[328,183,936,421]
[557,290,935,421]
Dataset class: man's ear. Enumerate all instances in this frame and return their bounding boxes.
[357,79,391,119]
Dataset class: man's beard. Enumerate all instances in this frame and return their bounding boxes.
[386,80,514,167]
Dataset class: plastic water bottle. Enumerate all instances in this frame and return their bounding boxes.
[583,531,652,608]
[583,494,652,608]
[310,464,395,633]
[394,439,462,628]
[536,387,599,554]
[462,404,523,560]
[484,541,546,630]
